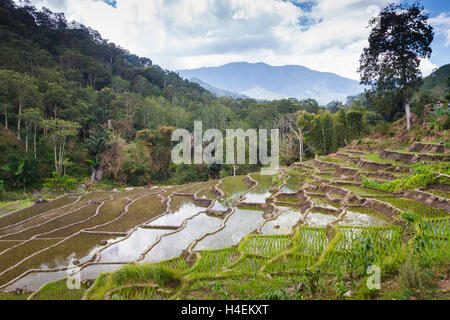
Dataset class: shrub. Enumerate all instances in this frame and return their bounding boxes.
[43,172,78,193]
[360,162,449,193]
[373,122,390,136]
[111,263,181,288]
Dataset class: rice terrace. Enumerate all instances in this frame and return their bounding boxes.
[0,139,449,300]
[0,0,449,303]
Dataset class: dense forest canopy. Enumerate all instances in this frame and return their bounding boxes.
[0,0,447,197]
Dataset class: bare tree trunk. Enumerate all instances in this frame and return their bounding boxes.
[34,123,37,159]
[90,166,103,183]
[405,102,411,131]
[4,106,7,129]
[299,134,303,163]
[404,87,411,131]
[25,130,28,152]
[17,101,22,140]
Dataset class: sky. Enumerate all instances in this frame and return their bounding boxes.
[24,0,450,81]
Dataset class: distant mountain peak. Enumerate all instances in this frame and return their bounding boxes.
[178,62,362,104]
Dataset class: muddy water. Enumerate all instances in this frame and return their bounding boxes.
[98,228,172,263]
[337,210,389,226]
[142,213,222,263]
[38,236,119,269]
[261,207,302,235]
[304,212,337,227]
[147,196,206,227]
[3,263,126,292]
[2,269,70,292]
[194,207,264,250]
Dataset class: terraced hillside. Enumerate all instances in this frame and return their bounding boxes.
[0,142,448,300]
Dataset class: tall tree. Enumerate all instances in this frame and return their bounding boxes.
[8,73,40,140]
[287,111,314,163]
[22,108,42,156]
[86,128,111,182]
[43,119,80,177]
[358,2,433,131]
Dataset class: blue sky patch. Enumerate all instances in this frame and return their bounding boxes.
[286,0,317,13]
[101,0,117,8]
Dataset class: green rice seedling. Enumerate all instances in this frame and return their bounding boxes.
[157,256,191,274]
[321,250,347,274]
[263,253,316,274]
[422,217,450,239]
[335,185,389,196]
[110,285,169,300]
[30,278,92,300]
[229,254,267,273]
[190,248,238,275]
[423,189,450,199]
[292,226,329,257]
[324,226,403,276]
[239,235,291,257]
[376,197,447,218]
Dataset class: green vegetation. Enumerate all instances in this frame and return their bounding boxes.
[375,197,447,218]
[0,0,448,302]
[361,162,450,192]
[29,278,92,300]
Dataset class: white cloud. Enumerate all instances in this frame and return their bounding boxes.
[429,12,450,46]
[25,0,413,80]
[419,58,437,77]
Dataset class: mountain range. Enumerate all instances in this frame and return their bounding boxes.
[177,62,363,104]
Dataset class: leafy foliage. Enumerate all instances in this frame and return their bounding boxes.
[43,172,77,193]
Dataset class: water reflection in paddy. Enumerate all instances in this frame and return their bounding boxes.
[194,207,264,250]
[99,228,171,263]
[337,210,389,226]
[142,213,222,263]
[3,263,125,292]
[147,196,206,227]
[304,212,337,227]
[261,207,302,235]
